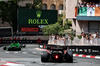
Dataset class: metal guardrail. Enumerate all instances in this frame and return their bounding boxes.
[0,40,48,44]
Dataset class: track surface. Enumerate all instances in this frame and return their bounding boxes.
[0,44,100,66]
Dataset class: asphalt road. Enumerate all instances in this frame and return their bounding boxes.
[0,44,100,66]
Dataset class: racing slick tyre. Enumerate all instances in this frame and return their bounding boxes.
[65,50,73,63]
[18,47,21,51]
[23,44,26,48]
[3,46,6,50]
[41,51,48,62]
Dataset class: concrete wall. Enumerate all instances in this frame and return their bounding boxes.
[66,0,77,19]
[75,20,88,35]
[72,19,76,31]
[81,21,88,33]
[76,20,82,35]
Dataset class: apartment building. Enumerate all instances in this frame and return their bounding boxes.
[42,0,63,14]
[66,0,100,35]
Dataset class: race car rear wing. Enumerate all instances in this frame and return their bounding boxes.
[39,44,69,50]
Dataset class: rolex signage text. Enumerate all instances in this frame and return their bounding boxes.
[28,19,48,24]
[18,9,57,25]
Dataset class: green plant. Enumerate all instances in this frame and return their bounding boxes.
[67,21,72,26]
[71,36,74,41]
[77,35,82,39]
[70,33,76,37]
[64,25,70,29]
[42,23,64,35]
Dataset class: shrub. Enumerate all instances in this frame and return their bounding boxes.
[64,25,70,29]
[77,35,82,39]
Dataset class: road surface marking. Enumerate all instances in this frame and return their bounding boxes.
[5,51,9,53]
[14,52,19,53]
[22,52,27,54]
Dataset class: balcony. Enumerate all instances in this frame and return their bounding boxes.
[76,7,100,21]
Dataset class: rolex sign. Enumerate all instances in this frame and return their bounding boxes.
[17,9,57,25]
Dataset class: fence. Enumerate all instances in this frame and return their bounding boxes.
[48,36,100,46]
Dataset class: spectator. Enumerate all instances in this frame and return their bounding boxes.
[87,3,89,7]
[93,3,95,7]
[96,3,99,7]
[83,2,87,7]
[89,2,92,7]
[81,32,86,38]
[78,2,81,7]
[81,3,84,7]
[92,32,96,38]
[90,34,93,44]
[96,32,99,38]
[99,3,100,7]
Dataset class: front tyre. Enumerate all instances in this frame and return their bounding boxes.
[18,47,21,51]
[23,44,26,48]
[41,51,48,62]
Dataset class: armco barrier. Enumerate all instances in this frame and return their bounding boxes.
[0,40,48,44]
[39,44,100,55]
[68,46,100,55]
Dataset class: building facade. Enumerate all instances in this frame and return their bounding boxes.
[42,0,63,14]
[42,0,63,10]
[66,0,100,35]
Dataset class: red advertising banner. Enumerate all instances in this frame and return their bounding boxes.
[19,25,40,32]
[21,27,39,32]
[75,8,77,17]
[95,7,100,16]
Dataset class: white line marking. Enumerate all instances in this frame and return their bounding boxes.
[32,52,36,54]
[22,52,27,54]
[5,51,9,53]
[14,52,19,53]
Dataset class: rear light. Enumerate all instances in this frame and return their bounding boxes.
[64,50,67,54]
[44,45,46,48]
[55,55,58,59]
[51,47,53,49]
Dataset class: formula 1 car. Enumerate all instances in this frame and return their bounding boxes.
[3,43,26,51]
[41,46,73,62]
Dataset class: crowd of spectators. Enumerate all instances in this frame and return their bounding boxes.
[49,32,100,45]
[48,34,72,45]
[81,32,99,44]
[78,2,100,8]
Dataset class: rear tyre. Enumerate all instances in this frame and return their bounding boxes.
[41,51,48,62]
[18,47,21,51]
[23,44,26,48]
[65,50,73,63]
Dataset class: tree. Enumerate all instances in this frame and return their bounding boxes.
[0,0,42,32]
[0,1,18,32]
[33,0,42,9]
[58,14,63,26]
[42,23,64,35]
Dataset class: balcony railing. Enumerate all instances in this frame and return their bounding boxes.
[75,7,100,17]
